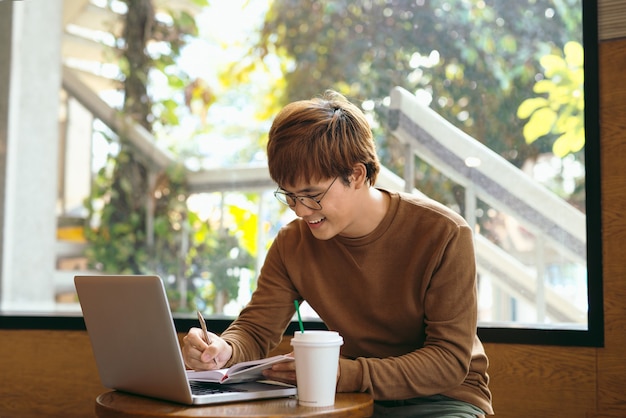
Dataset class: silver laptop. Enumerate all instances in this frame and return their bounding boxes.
[75,274,297,405]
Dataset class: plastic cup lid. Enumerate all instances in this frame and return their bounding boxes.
[291,330,343,345]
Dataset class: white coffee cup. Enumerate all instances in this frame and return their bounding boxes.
[290,330,344,407]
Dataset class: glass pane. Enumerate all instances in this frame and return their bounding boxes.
[1,0,599,341]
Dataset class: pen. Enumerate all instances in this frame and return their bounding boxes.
[196,310,212,345]
[196,310,218,366]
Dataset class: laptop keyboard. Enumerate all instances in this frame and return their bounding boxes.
[189,381,245,395]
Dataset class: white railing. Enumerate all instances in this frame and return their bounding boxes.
[388,86,586,324]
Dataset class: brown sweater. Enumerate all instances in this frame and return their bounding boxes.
[221,190,493,414]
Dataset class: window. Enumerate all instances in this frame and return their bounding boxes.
[0,0,602,346]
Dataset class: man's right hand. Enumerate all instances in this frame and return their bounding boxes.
[182,327,233,370]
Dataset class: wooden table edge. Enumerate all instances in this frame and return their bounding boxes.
[95,390,373,417]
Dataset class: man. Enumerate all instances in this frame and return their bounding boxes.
[183,90,493,417]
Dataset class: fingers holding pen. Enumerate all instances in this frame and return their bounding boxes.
[182,328,207,369]
[196,311,221,367]
[182,327,232,370]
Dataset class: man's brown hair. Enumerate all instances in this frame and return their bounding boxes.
[267,90,380,188]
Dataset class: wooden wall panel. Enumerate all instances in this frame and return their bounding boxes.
[596,38,626,416]
[484,344,596,418]
[0,330,106,418]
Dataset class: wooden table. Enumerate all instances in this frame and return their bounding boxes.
[95,391,373,417]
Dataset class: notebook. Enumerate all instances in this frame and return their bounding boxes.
[74,274,297,405]
[186,354,294,384]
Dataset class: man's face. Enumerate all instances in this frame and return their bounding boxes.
[280,177,358,240]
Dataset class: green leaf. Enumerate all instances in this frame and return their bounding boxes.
[533,79,556,95]
[517,97,548,119]
[540,54,566,78]
[564,41,584,68]
[228,204,259,257]
[523,107,557,143]
[553,126,585,157]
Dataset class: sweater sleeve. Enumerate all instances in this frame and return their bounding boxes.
[219,232,299,365]
[336,224,480,401]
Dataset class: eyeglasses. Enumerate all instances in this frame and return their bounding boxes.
[274,177,338,210]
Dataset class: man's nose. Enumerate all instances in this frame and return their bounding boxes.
[293,200,315,217]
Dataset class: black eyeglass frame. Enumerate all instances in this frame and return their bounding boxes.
[273,177,339,210]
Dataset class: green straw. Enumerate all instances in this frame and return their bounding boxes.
[294,300,305,333]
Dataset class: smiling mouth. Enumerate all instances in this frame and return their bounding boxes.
[307,217,325,225]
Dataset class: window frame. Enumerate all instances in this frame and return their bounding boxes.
[477,0,604,347]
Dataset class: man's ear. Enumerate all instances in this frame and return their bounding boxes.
[350,163,368,189]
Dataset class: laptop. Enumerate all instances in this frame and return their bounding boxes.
[74,274,297,405]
